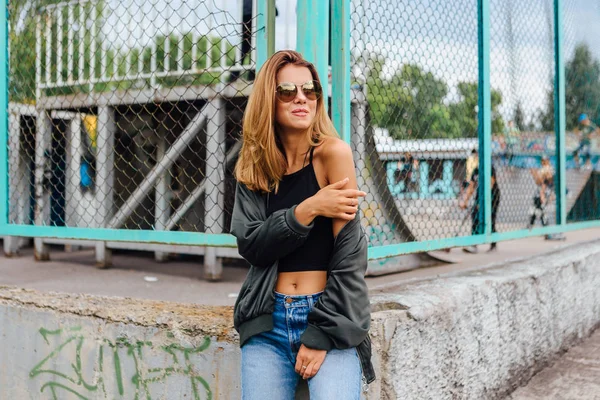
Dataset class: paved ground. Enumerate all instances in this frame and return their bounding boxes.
[507,328,600,400]
[396,169,591,242]
[0,228,599,306]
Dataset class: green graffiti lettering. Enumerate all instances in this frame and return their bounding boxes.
[31,327,214,400]
[40,381,90,400]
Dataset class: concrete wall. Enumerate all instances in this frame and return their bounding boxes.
[1,239,600,399]
[367,239,600,399]
[0,289,239,400]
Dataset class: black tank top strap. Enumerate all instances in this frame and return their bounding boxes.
[309,146,315,164]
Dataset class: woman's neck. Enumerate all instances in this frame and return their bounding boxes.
[279,130,310,168]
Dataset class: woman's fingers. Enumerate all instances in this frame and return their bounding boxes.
[295,358,305,375]
[341,205,358,214]
[309,360,323,378]
[340,189,367,198]
[296,345,327,380]
[302,359,324,380]
[339,212,356,220]
[302,360,317,380]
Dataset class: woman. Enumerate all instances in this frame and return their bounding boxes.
[230,50,375,399]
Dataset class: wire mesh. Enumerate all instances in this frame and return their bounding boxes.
[350,0,481,246]
[5,0,600,254]
[563,0,600,223]
[490,0,558,233]
[8,0,258,235]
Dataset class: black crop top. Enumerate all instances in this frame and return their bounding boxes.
[266,148,334,272]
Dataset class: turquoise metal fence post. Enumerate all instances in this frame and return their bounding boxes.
[0,0,8,227]
[330,0,351,143]
[255,0,276,71]
[477,0,492,237]
[554,0,567,225]
[296,0,329,106]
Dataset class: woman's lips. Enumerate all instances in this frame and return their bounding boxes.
[292,109,309,116]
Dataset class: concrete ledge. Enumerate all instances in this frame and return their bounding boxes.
[1,239,599,399]
[0,287,238,399]
[367,239,600,399]
[0,287,234,341]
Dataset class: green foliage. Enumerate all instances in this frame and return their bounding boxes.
[514,102,526,131]
[540,43,600,131]
[9,1,236,102]
[447,82,505,137]
[365,59,505,139]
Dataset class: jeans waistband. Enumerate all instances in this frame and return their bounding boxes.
[274,291,323,307]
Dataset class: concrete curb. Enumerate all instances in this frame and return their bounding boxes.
[367,239,600,399]
[1,239,599,399]
[0,286,235,341]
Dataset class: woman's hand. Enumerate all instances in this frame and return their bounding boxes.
[294,178,365,226]
[295,344,327,380]
[313,177,366,220]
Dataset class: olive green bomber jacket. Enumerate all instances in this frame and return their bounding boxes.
[230,182,375,384]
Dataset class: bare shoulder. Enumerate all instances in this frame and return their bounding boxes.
[317,136,352,163]
[313,136,356,186]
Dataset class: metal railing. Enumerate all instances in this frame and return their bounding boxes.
[35,0,259,93]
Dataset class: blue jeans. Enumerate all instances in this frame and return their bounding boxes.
[241,291,362,400]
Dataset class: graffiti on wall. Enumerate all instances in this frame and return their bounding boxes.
[29,326,213,400]
[386,160,458,199]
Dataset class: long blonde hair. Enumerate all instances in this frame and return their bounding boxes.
[234,50,339,193]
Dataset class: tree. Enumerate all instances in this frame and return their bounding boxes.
[363,54,388,129]
[379,64,451,139]
[540,43,600,130]
[514,101,525,131]
[364,57,505,139]
[9,0,64,103]
[447,82,505,137]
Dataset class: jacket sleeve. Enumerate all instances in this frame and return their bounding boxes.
[300,218,371,350]
[230,182,314,267]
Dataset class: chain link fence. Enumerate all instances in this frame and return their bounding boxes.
[563,0,600,223]
[489,0,558,233]
[350,0,600,251]
[351,0,482,245]
[4,0,600,266]
[8,0,258,240]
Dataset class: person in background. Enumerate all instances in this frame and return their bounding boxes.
[79,152,96,193]
[528,156,553,231]
[459,164,501,253]
[528,157,567,241]
[394,152,418,193]
[573,113,597,170]
[461,149,478,197]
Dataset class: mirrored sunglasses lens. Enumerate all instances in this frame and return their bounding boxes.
[302,81,321,100]
[277,84,297,101]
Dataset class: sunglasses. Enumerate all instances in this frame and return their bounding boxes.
[275,80,322,102]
